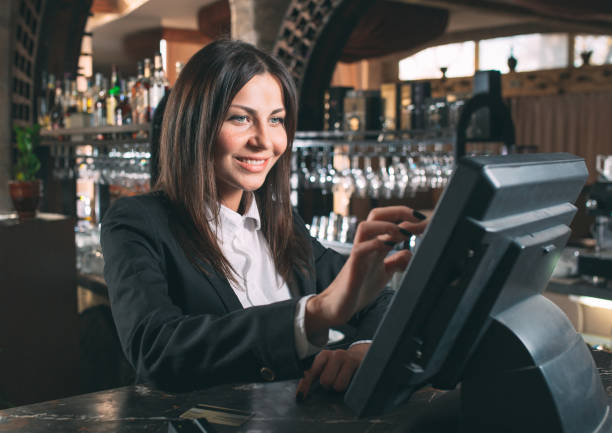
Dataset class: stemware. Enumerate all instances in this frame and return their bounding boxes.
[351,147,368,199]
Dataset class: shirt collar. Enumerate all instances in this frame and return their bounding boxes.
[218,195,261,235]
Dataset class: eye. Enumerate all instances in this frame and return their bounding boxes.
[229,115,249,123]
[270,116,285,126]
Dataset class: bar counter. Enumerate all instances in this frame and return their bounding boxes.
[0,348,610,432]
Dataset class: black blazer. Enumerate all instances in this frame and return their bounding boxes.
[101,192,393,391]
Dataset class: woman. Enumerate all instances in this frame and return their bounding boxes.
[101,39,427,398]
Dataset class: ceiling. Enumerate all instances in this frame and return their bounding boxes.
[88,0,216,74]
[87,0,612,75]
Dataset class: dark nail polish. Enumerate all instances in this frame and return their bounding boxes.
[384,240,397,247]
[295,391,304,403]
[413,210,427,220]
[399,228,413,237]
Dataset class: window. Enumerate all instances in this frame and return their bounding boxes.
[399,41,475,81]
[478,33,568,73]
[574,35,612,67]
[398,32,612,81]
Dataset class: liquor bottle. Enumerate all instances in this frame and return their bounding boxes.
[140,58,152,123]
[149,52,167,115]
[63,76,74,126]
[93,73,106,127]
[115,79,132,125]
[47,72,56,111]
[37,70,50,129]
[70,79,80,113]
[82,76,93,114]
[106,64,120,126]
[131,61,144,123]
[49,80,64,129]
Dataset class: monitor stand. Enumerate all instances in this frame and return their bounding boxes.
[458,294,611,433]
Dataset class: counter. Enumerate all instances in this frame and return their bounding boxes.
[0,348,610,432]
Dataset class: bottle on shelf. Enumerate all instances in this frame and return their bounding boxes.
[37,70,50,129]
[131,61,144,123]
[49,79,64,129]
[93,72,106,127]
[115,79,132,126]
[81,76,93,115]
[149,52,168,117]
[70,79,80,114]
[106,64,120,126]
[139,58,152,123]
[62,76,74,127]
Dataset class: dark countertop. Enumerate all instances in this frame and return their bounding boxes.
[0,381,449,433]
[1,349,611,433]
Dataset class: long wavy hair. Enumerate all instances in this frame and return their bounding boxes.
[154,39,311,285]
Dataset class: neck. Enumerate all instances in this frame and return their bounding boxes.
[220,191,252,214]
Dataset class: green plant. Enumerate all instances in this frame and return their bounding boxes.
[13,123,41,181]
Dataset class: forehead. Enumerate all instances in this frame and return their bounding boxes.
[231,73,285,107]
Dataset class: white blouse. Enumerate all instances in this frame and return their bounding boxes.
[215,198,323,358]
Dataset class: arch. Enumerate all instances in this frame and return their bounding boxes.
[272,0,378,130]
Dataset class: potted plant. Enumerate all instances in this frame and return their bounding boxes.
[9,124,42,220]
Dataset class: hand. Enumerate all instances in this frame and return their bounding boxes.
[306,207,428,339]
[296,343,370,401]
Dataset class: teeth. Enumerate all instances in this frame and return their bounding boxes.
[239,158,265,165]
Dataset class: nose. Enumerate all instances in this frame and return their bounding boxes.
[248,122,273,150]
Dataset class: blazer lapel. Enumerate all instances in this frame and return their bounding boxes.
[197,260,243,312]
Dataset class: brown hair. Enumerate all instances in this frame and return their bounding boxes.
[155,39,310,285]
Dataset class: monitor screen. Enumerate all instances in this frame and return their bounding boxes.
[345,153,610,432]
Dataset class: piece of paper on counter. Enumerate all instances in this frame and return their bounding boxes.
[180,405,253,427]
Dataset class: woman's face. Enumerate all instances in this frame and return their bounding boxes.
[214,73,288,211]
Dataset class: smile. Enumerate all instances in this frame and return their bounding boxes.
[235,156,270,172]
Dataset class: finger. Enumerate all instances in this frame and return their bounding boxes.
[319,351,346,389]
[384,249,412,275]
[298,351,330,398]
[296,377,306,402]
[353,220,402,244]
[350,236,396,260]
[332,357,360,392]
[367,206,426,224]
[397,219,429,236]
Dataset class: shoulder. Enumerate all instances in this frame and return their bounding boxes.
[102,191,171,225]
[100,191,177,249]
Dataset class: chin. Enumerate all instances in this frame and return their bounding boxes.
[239,181,266,193]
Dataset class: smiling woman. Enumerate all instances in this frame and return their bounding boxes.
[100,39,427,395]
[215,73,288,211]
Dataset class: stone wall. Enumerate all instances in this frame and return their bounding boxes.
[229,0,290,52]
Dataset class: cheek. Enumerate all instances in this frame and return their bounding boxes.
[272,130,288,155]
[216,130,242,156]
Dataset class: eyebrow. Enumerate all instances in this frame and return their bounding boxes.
[230,105,285,115]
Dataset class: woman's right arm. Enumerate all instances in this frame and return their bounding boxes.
[304,206,428,347]
[296,206,427,397]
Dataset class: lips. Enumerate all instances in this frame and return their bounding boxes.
[235,156,270,172]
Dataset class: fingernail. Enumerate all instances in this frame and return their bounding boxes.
[384,240,397,247]
[295,391,304,403]
[399,228,413,237]
[413,210,427,220]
